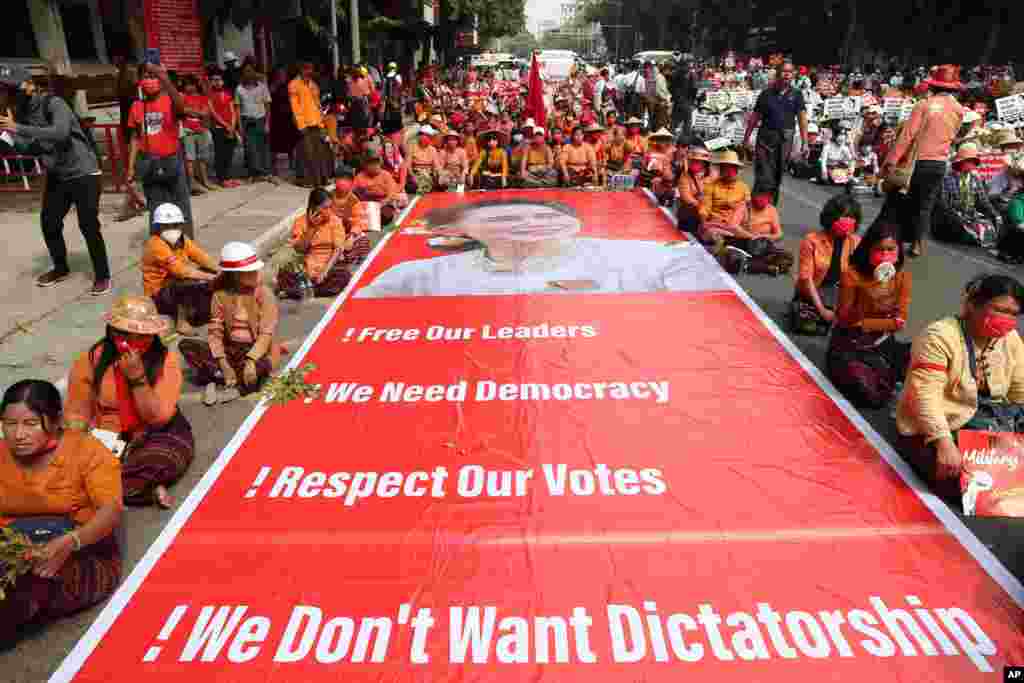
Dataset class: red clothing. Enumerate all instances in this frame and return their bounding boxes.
[128,94,179,158]
[183,94,209,132]
[209,90,235,128]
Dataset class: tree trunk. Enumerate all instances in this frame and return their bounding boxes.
[841,0,857,68]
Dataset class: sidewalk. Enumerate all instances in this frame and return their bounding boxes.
[0,180,310,391]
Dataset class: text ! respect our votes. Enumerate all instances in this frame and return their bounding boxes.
[245,464,667,505]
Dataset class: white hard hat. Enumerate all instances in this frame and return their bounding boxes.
[223,51,239,63]
[219,241,264,272]
[153,203,185,225]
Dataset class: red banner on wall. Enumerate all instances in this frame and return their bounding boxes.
[51,191,1024,682]
[143,0,203,75]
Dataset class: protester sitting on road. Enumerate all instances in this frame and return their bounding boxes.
[896,275,1024,499]
[64,296,192,509]
[986,130,1024,197]
[560,125,598,187]
[507,129,529,187]
[623,117,648,170]
[828,220,912,408]
[1000,163,1024,263]
[0,380,123,643]
[143,203,219,337]
[331,168,372,264]
[698,150,751,244]
[0,64,112,295]
[437,132,469,190]
[584,124,608,187]
[471,129,508,190]
[748,188,784,243]
[676,147,710,237]
[462,120,480,166]
[791,194,863,335]
[817,123,856,185]
[521,127,558,188]
[605,124,627,174]
[126,62,195,239]
[354,152,408,225]
[640,128,675,202]
[277,188,356,300]
[180,242,280,408]
[933,144,1002,248]
[407,126,440,194]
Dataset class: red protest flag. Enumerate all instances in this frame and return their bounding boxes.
[526,54,546,129]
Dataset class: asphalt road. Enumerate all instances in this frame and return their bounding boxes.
[3,180,1023,681]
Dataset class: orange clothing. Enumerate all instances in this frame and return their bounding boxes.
[472,148,509,177]
[624,135,647,159]
[886,94,964,165]
[464,137,479,164]
[410,143,441,171]
[700,178,751,226]
[677,173,704,210]
[749,205,782,238]
[209,287,281,366]
[439,147,468,175]
[291,214,347,282]
[332,191,368,234]
[837,268,912,333]
[65,349,183,436]
[0,432,123,526]
[355,170,401,201]
[288,77,322,130]
[797,230,862,297]
[560,143,597,169]
[140,236,217,297]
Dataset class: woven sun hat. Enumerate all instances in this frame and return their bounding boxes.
[648,127,675,142]
[443,130,462,141]
[219,241,264,273]
[584,123,605,134]
[688,147,712,162]
[926,64,963,91]
[105,295,170,336]
[712,149,745,167]
[993,128,1023,147]
[624,116,644,126]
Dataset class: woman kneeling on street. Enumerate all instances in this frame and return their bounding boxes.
[142,203,220,337]
[897,275,1024,498]
[791,195,863,335]
[0,380,123,643]
[277,188,355,299]
[65,297,192,509]
[827,220,912,408]
[181,242,280,407]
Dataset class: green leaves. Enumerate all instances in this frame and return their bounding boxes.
[0,527,36,602]
[258,363,321,407]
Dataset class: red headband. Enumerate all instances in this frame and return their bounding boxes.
[221,254,260,269]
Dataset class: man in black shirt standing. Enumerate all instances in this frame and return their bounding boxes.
[743,61,809,206]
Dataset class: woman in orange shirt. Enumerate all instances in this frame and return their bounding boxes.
[181,242,281,409]
[0,380,123,642]
[277,188,356,299]
[827,220,912,407]
[64,297,191,509]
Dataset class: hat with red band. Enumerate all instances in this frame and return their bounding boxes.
[220,242,264,272]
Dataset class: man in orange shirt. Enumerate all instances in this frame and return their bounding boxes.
[289,61,331,187]
[881,64,966,257]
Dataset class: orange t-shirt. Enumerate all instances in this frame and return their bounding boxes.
[291,214,347,282]
[0,431,123,526]
[140,236,217,296]
[749,205,781,237]
[65,349,183,436]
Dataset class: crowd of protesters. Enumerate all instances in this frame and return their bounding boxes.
[3,45,1024,643]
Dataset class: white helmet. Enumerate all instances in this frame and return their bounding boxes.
[153,203,185,225]
[219,241,264,272]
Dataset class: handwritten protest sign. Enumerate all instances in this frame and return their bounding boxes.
[960,431,1024,516]
[704,90,732,111]
[823,97,848,120]
[995,95,1024,123]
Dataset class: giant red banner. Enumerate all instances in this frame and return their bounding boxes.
[144,0,203,75]
[52,191,1024,682]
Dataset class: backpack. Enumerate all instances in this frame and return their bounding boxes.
[45,94,99,159]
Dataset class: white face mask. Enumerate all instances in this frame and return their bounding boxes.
[160,229,183,245]
[874,261,896,283]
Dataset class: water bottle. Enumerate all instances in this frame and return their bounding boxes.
[298,271,314,301]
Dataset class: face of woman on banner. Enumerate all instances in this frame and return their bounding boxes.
[456,203,581,245]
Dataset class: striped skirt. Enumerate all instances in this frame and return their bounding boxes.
[121,410,195,506]
[0,534,121,643]
[179,339,272,393]
[277,260,352,299]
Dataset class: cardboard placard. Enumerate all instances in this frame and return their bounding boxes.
[692,112,721,133]
[882,97,905,121]
[823,97,847,120]
[704,136,733,151]
[900,99,916,122]
[995,95,1024,123]
[704,91,732,111]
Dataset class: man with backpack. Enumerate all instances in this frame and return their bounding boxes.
[0,64,112,294]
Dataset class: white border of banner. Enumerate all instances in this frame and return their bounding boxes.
[641,187,1024,607]
[48,197,421,683]
[49,190,1023,682]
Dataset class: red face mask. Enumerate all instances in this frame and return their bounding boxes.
[982,312,1018,338]
[628,127,640,136]
[689,160,705,175]
[870,250,899,266]
[114,335,154,354]
[832,217,856,237]
[139,78,161,96]
[720,166,738,180]
[958,160,978,174]
[336,180,353,194]
[751,196,771,210]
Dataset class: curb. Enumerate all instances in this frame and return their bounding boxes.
[53,192,320,396]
